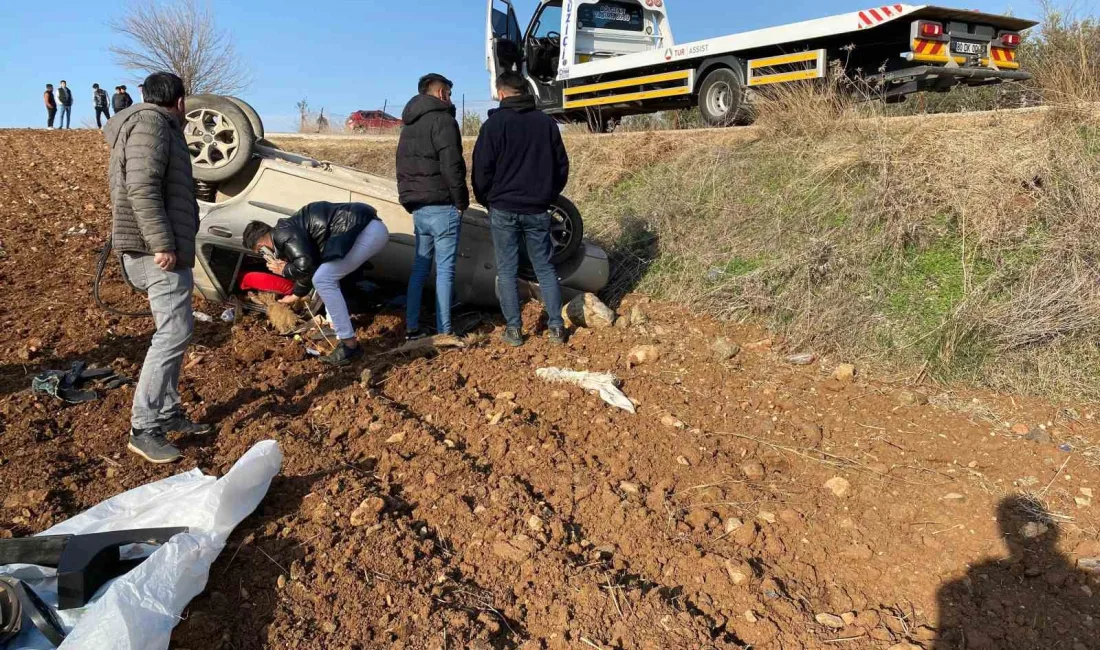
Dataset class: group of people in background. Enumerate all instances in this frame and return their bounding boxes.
[44,81,145,129]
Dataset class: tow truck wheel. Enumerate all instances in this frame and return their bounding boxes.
[698,67,745,127]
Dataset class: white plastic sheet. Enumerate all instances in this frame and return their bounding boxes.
[0,441,282,649]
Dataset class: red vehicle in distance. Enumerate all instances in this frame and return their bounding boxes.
[345,110,403,131]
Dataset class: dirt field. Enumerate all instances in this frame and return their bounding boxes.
[2,128,1099,649]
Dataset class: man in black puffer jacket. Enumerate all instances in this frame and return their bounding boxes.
[243,202,390,366]
[396,73,469,340]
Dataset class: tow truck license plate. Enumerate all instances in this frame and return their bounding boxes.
[952,41,984,56]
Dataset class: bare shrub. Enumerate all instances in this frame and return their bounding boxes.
[110,0,250,95]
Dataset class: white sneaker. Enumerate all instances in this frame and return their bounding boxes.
[46,127,55,130]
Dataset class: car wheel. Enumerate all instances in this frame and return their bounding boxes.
[549,196,584,266]
[698,67,745,127]
[189,94,266,140]
[184,94,256,183]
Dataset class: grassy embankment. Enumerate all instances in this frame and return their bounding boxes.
[276,11,1100,401]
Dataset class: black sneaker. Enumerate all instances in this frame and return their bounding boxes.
[548,326,569,346]
[501,327,524,348]
[405,328,429,341]
[160,413,214,436]
[127,427,182,464]
[322,342,364,367]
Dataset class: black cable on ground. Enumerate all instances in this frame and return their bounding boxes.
[93,235,151,318]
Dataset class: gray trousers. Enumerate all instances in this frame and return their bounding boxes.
[122,254,195,430]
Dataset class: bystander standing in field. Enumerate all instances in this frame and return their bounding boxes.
[56,80,73,129]
[43,84,57,129]
[112,85,132,114]
[105,71,212,464]
[93,83,110,127]
[473,71,570,347]
[396,73,469,341]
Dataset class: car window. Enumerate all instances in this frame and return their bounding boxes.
[532,5,562,38]
[578,1,644,32]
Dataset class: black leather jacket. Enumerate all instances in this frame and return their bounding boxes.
[273,201,379,296]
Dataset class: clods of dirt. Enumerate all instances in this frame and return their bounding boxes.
[1,130,1099,649]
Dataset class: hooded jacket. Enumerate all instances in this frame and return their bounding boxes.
[105,103,199,268]
[273,201,380,297]
[395,94,469,213]
[472,94,569,215]
[112,91,133,113]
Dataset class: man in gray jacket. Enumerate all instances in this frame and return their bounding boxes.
[105,71,211,464]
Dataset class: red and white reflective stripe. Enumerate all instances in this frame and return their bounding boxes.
[858,4,904,28]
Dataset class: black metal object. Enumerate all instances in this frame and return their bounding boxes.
[0,577,66,648]
[0,528,188,611]
[0,579,21,644]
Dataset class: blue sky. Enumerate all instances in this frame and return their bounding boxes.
[0,0,1053,131]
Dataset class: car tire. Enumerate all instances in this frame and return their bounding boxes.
[189,94,266,140]
[698,67,745,127]
[227,96,265,139]
[184,94,256,183]
[549,196,584,266]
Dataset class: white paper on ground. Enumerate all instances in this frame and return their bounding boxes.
[0,440,283,650]
[535,367,637,413]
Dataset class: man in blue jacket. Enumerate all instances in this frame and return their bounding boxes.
[473,72,570,347]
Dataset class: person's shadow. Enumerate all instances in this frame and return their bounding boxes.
[934,495,1099,649]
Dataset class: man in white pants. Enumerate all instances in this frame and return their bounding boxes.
[243,202,390,366]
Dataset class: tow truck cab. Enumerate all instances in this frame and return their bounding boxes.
[486,0,1036,130]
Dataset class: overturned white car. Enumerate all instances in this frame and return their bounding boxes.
[181,94,609,310]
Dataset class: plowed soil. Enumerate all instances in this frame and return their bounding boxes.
[2,129,1099,649]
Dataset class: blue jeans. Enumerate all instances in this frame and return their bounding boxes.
[58,105,71,129]
[406,205,462,334]
[490,208,564,330]
[122,254,194,431]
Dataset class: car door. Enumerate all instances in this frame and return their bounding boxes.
[486,0,524,99]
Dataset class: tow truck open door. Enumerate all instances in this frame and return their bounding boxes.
[486,0,524,99]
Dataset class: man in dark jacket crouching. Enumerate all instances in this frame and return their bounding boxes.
[243,202,390,366]
[106,71,210,465]
[473,72,570,347]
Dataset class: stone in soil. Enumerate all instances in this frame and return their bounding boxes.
[741,461,766,481]
[815,613,846,629]
[893,389,929,406]
[711,337,741,362]
[350,496,386,527]
[823,477,851,498]
[834,363,856,381]
[627,344,661,367]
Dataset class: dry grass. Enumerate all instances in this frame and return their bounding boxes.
[272,8,1100,402]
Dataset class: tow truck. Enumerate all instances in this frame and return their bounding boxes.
[486,0,1037,130]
